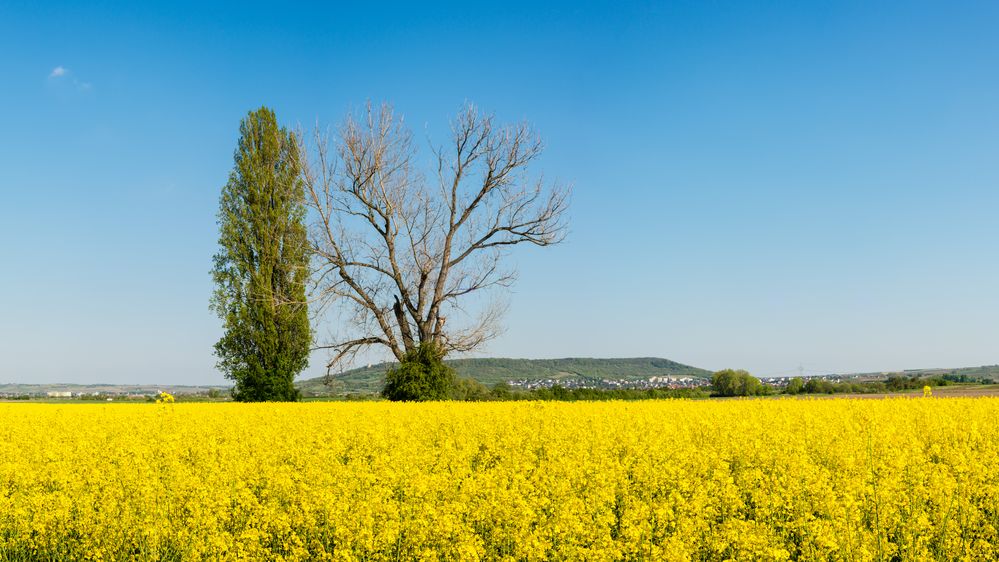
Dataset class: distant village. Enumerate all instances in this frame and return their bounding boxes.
[505,373,879,392]
[506,375,712,391]
[0,390,160,401]
[0,386,224,401]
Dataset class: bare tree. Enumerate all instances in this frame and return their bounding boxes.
[302,103,569,378]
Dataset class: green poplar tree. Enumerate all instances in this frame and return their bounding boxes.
[211,107,311,401]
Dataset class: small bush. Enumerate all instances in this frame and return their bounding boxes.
[785,377,805,395]
[382,343,456,401]
[450,377,491,401]
[711,369,765,397]
[491,382,513,400]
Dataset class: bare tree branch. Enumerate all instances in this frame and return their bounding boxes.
[302,102,569,377]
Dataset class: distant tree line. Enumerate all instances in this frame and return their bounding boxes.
[361,368,993,402]
[705,369,991,399]
[784,373,990,395]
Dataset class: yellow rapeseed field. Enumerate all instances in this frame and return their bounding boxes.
[1,399,997,561]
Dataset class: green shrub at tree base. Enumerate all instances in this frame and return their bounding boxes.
[382,344,456,401]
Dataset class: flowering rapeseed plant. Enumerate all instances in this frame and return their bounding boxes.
[0,399,996,560]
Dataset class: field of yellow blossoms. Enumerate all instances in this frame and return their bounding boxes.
[1,398,997,561]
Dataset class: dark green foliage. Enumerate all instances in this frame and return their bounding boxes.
[382,344,456,401]
[211,107,311,402]
[490,382,513,400]
[803,378,837,394]
[940,372,994,384]
[788,373,976,396]
[886,375,953,391]
[450,377,491,401]
[785,377,805,395]
[711,369,766,397]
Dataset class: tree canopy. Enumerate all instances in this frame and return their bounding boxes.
[211,107,311,401]
[711,369,765,397]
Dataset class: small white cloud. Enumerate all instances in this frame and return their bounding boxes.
[48,66,94,93]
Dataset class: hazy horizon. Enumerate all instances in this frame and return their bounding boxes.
[4,355,997,388]
[3,1,998,385]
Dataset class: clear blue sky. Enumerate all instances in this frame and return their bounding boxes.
[2,1,998,385]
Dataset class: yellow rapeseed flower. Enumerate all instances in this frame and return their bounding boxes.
[0,398,996,560]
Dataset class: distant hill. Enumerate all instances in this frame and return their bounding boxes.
[847,365,999,382]
[296,357,712,396]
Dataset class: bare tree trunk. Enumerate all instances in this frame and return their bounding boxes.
[393,296,415,351]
